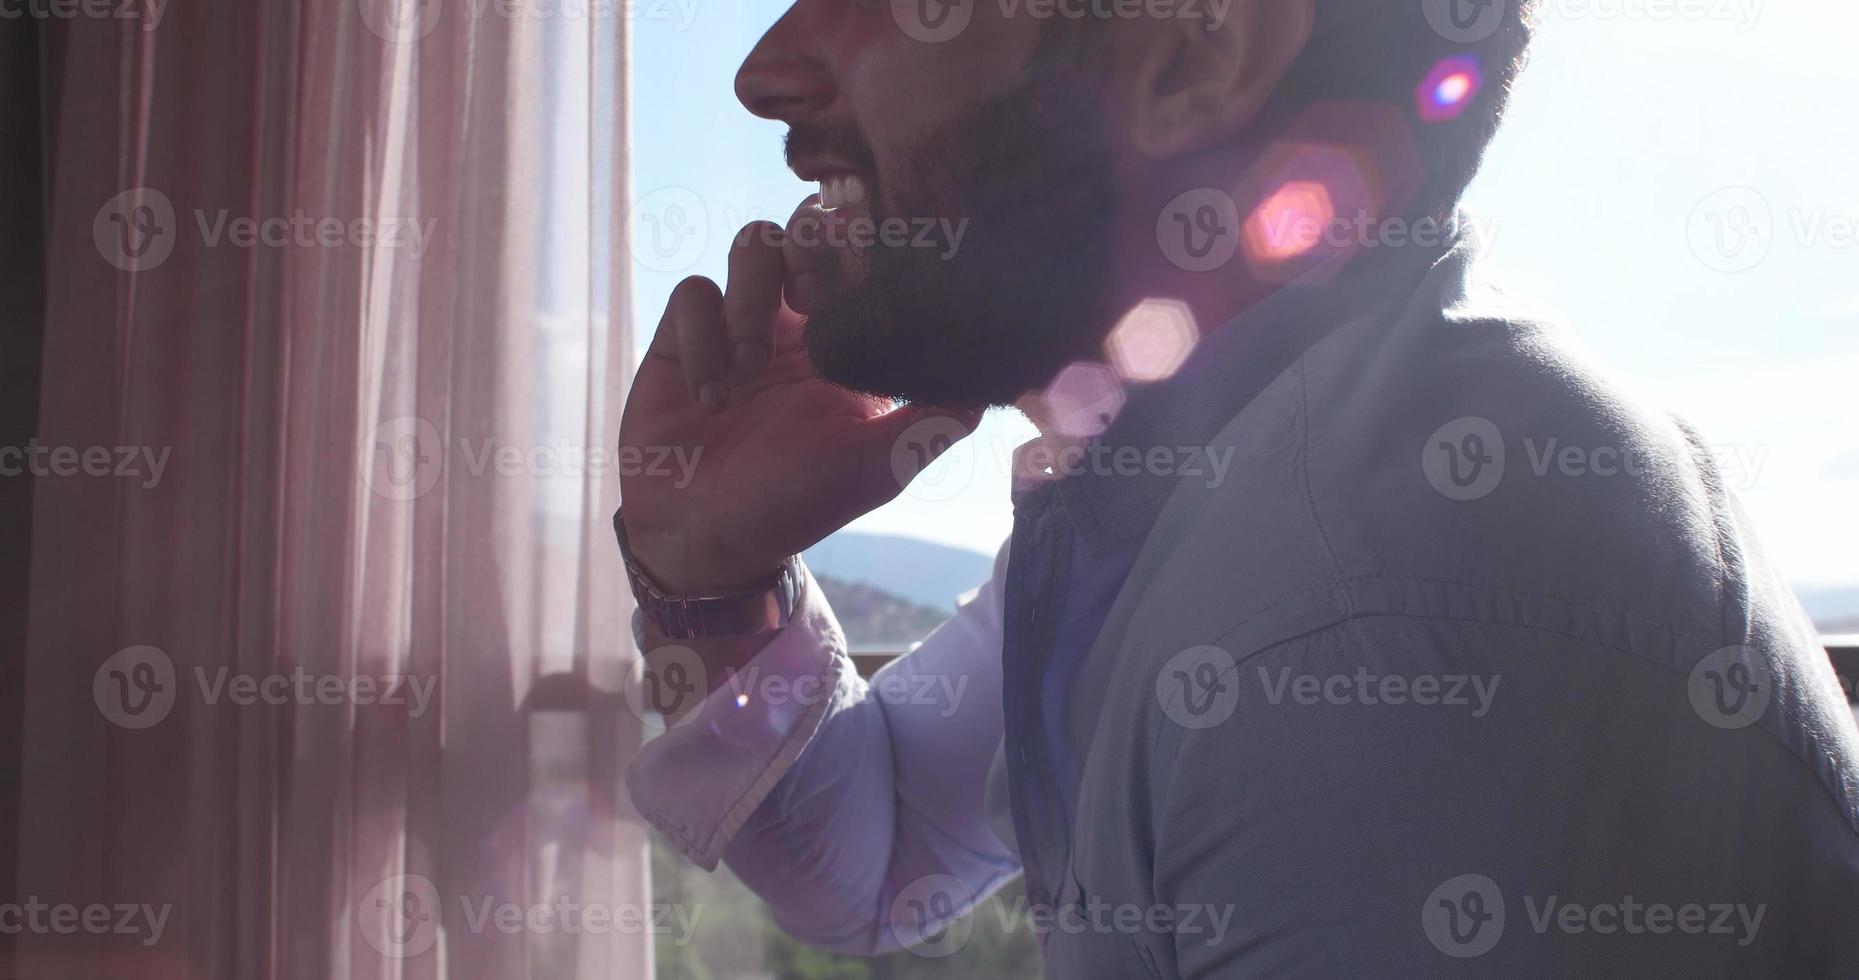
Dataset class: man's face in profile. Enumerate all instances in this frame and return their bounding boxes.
[742,11,1128,410]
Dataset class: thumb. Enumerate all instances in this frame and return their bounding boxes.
[855,403,986,504]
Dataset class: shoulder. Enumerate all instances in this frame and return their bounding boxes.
[1111,252,1858,831]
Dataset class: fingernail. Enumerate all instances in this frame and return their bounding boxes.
[733,343,768,374]
[698,382,728,411]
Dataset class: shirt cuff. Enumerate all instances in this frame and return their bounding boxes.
[624,561,853,871]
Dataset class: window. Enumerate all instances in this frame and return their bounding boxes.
[625,3,1859,976]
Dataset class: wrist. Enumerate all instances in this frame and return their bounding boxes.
[620,516,779,595]
[615,509,802,640]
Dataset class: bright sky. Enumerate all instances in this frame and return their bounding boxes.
[629,0,1859,589]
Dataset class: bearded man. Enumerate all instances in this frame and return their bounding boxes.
[614,1,1859,974]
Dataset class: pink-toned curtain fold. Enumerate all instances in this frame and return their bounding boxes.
[12,1,646,978]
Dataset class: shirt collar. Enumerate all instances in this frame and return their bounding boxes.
[1023,220,1470,559]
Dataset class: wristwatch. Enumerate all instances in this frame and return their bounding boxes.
[613,508,802,640]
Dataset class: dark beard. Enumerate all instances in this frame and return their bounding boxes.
[801,51,1122,410]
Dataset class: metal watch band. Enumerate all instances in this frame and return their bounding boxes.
[613,508,802,640]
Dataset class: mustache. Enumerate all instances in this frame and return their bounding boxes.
[784,125,881,178]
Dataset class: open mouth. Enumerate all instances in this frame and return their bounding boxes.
[817,173,870,212]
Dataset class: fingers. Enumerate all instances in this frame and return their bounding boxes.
[783,195,831,316]
[653,275,730,411]
[725,222,786,374]
[645,218,807,414]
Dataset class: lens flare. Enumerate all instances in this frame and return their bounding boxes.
[1417,56,1484,123]
[1107,300,1199,383]
[1244,180,1338,264]
[1042,362,1127,438]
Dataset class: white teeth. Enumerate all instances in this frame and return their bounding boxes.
[818,174,869,211]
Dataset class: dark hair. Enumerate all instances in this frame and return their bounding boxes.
[1274,0,1540,218]
[1039,1,1537,219]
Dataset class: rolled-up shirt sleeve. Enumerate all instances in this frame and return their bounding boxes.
[626,544,1020,955]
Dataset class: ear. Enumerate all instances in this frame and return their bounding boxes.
[1124,0,1316,160]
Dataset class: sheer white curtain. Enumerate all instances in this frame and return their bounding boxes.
[13,1,645,977]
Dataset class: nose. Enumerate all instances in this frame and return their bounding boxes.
[735,6,838,124]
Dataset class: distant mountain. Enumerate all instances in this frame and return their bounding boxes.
[803,532,994,610]
[812,574,950,651]
[801,532,1859,638]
